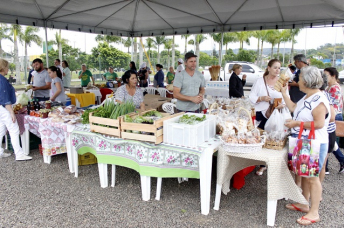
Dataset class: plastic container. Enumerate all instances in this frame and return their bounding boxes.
[163,113,216,148]
[78,153,97,166]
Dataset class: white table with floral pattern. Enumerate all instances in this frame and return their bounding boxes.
[71,125,221,215]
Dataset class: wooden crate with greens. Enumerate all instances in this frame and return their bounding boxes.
[81,100,136,137]
[120,109,184,144]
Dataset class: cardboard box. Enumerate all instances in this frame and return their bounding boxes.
[143,94,171,112]
[69,87,84,94]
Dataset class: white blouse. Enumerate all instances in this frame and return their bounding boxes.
[249,77,289,117]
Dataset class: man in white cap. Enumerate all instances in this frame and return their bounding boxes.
[139,62,152,85]
[176,58,184,73]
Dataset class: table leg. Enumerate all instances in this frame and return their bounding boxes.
[111,165,116,187]
[140,175,151,201]
[65,133,74,173]
[73,147,79,178]
[213,183,223,210]
[98,163,108,188]
[21,129,29,155]
[155,177,162,200]
[199,148,213,215]
[267,200,277,226]
[43,155,51,164]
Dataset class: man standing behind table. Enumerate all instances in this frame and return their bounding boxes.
[78,64,94,87]
[173,52,205,113]
[54,59,64,73]
[289,54,307,103]
[176,58,185,73]
[31,58,51,101]
[103,67,118,81]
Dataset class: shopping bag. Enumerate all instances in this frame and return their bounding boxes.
[281,107,292,132]
[288,122,321,177]
[264,109,284,132]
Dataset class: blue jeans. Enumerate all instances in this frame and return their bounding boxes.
[326,113,344,170]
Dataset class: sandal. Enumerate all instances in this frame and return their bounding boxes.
[297,216,320,225]
[286,204,309,213]
[256,167,267,176]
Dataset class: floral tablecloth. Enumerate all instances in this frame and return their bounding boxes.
[72,126,220,178]
[24,116,77,156]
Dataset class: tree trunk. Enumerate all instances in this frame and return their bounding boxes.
[157,45,160,64]
[14,30,21,85]
[58,29,62,61]
[172,35,175,68]
[184,37,187,54]
[133,38,137,63]
[240,41,243,49]
[260,40,264,67]
[168,50,170,68]
[196,41,200,70]
[290,36,295,63]
[277,42,280,59]
[257,38,260,65]
[24,43,27,83]
[271,45,274,59]
[139,38,143,67]
[0,41,3,57]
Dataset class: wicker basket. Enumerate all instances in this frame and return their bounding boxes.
[220,136,266,153]
[264,137,287,150]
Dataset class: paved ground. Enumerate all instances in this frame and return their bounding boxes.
[1,146,344,227]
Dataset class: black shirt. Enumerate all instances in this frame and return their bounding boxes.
[289,70,305,103]
[229,72,246,98]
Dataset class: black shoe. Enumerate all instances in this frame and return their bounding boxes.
[339,164,344,174]
[325,168,330,175]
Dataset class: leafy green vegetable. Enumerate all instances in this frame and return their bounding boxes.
[142,110,163,118]
[81,109,93,124]
[178,114,206,125]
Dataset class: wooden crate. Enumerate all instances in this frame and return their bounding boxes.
[89,112,121,137]
[264,137,287,150]
[120,109,184,144]
[78,153,97,166]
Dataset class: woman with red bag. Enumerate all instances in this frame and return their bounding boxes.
[281,66,330,225]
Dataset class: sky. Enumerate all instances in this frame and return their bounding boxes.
[2,25,344,58]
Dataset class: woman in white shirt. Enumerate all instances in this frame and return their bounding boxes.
[281,66,329,226]
[249,59,287,130]
[62,60,71,88]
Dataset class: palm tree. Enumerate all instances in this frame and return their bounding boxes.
[122,38,132,53]
[153,36,166,63]
[181,34,191,54]
[210,33,223,58]
[0,24,12,57]
[163,39,173,67]
[235,31,251,49]
[257,30,269,67]
[265,30,279,59]
[145,37,156,63]
[95,34,121,45]
[289,28,301,61]
[10,24,22,85]
[188,34,207,69]
[223,32,238,52]
[52,30,68,61]
[20,26,42,82]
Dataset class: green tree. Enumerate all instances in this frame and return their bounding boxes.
[181,34,191,54]
[95,34,121,45]
[199,51,218,67]
[223,32,238,51]
[0,24,12,57]
[10,24,22,84]
[20,26,42,82]
[236,49,257,62]
[310,58,325,68]
[121,38,132,53]
[51,30,68,61]
[235,31,251,49]
[9,63,15,74]
[210,33,223,58]
[145,37,156,63]
[289,28,301,62]
[265,30,279,58]
[163,39,173,67]
[89,42,130,70]
[153,36,166,63]
[223,49,236,62]
[188,34,207,69]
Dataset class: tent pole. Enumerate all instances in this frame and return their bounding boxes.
[44,21,49,67]
[219,30,224,80]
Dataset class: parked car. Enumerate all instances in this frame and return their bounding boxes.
[339,70,344,84]
[223,61,265,86]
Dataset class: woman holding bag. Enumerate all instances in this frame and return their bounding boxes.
[281,66,330,226]
[249,59,287,175]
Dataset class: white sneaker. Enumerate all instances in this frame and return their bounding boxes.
[0,152,11,158]
[16,154,32,161]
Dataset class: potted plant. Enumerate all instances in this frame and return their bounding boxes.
[40,109,51,119]
[45,100,51,109]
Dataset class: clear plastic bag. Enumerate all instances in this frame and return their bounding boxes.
[264,109,284,133]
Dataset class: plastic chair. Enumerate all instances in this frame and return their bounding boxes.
[162,102,176,114]
[144,87,157,95]
[157,88,167,98]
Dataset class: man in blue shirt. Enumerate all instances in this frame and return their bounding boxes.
[154,64,165,88]
[289,54,307,103]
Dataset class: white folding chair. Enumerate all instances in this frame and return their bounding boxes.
[162,102,176,114]
[145,87,157,95]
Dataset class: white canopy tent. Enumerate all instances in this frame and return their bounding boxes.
[1,0,344,65]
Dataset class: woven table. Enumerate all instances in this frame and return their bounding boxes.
[214,146,308,226]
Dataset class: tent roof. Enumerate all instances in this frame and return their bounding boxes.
[0,0,344,37]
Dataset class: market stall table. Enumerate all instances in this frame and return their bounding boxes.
[71,126,221,215]
[214,146,308,226]
[66,93,95,108]
[85,89,102,104]
[205,88,229,98]
[23,115,79,173]
[143,94,171,111]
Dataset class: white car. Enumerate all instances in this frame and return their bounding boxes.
[223,62,265,86]
[339,70,344,84]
